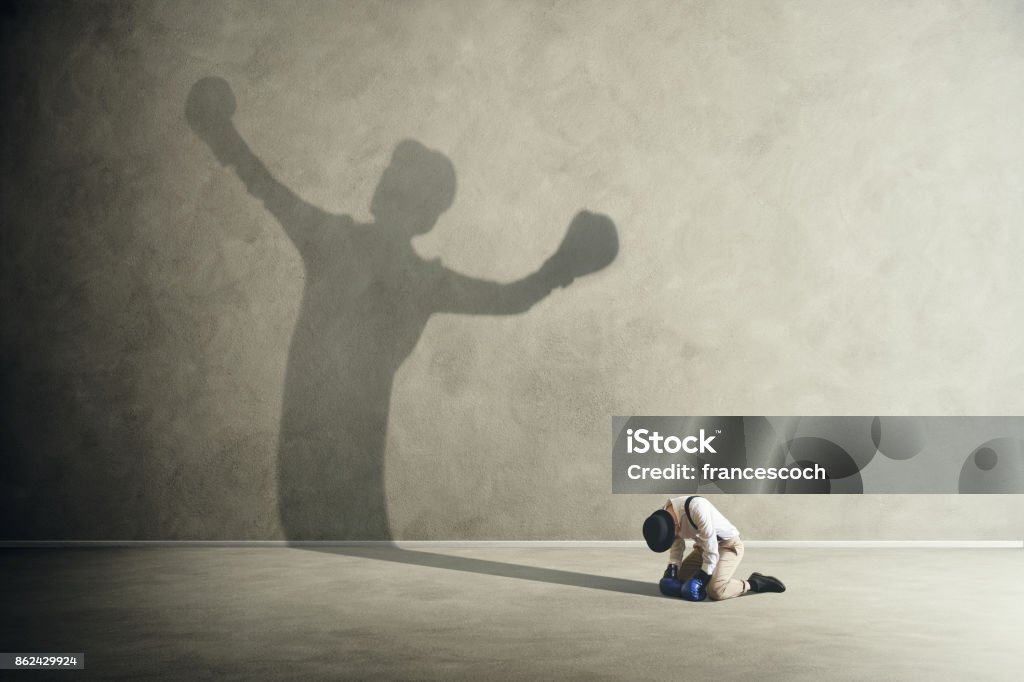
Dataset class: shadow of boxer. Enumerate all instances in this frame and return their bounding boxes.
[186,77,619,540]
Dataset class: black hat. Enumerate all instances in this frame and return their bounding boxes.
[643,509,675,552]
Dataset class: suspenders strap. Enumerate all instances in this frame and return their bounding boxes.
[684,495,701,530]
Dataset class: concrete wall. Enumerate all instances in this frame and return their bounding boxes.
[3,0,1024,540]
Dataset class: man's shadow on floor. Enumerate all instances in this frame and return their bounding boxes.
[307,546,667,599]
[187,78,619,541]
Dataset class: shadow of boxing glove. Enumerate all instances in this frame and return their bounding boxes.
[659,564,682,597]
[539,211,619,288]
[681,578,708,602]
[185,77,244,166]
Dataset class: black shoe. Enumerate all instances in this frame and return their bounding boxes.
[747,572,786,593]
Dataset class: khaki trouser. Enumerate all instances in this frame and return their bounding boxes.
[678,537,746,600]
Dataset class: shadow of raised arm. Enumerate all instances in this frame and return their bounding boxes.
[186,77,327,245]
[436,210,619,315]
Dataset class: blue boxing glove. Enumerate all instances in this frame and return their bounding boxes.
[681,578,706,601]
[659,564,683,597]
[681,570,711,602]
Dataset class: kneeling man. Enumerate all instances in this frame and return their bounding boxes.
[643,495,786,601]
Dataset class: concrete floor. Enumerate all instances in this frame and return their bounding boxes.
[1,547,1021,680]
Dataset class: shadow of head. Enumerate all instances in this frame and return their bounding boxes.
[371,139,456,237]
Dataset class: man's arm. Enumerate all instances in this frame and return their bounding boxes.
[434,267,562,316]
[226,133,322,236]
[433,209,618,315]
[186,78,324,245]
[692,500,721,576]
[664,500,685,568]
[668,537,685,568]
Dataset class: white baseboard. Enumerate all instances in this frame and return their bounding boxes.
[743,540,1023,548]
[0,540,1020,548]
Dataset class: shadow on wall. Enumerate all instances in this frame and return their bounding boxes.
[186,78,619,540]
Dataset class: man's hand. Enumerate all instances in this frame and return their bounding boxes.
[658,563,682,597]
[681,570,711,602]
[186,77,243,165]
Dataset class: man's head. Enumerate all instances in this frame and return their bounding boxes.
[370,139,456,236]
[643,508,676,553]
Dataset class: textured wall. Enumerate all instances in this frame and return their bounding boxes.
[3,0,1024,540]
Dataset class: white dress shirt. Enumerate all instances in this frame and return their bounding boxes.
[666,496,740,576]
